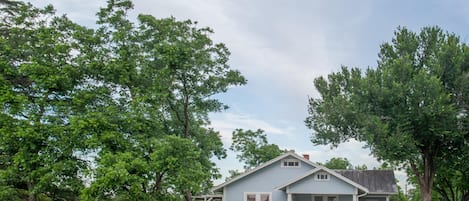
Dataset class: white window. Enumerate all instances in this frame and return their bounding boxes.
[281,159,300,168]
[315,172,330,181]
[244,192,272,201]
[246,193,256,201]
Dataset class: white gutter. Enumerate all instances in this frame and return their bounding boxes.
[357,191,368,200]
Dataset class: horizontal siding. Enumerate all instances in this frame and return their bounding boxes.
[287,171,356,194]
[224,156,314,201]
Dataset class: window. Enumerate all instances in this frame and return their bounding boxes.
[246,194,256,201]
[314,196,338,201]
[281,159,300,168]
[244,192,272,201]
[260,194,270,201]
[327,197,337,201]
[315,172,330,181]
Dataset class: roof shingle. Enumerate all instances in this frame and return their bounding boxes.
[335,170,398,193]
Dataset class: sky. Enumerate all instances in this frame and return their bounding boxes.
[27,0,469,191]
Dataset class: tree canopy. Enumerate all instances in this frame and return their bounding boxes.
[0,0,246,200]
[230,129,284,169]
[0,2,90,200]
[306,26,469,201]
[321,157,353,170]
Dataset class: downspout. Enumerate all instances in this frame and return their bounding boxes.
[357,192,368,201]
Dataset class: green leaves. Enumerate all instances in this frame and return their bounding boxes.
[0,2,88,200]
[1,0,245,200]
[307,26,469,201]
[230,129,283,169]
[322,157,353,170]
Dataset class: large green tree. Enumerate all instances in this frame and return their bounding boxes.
[321,157,353,170]
[0,2,92,200]
[306,27,469,201]
[1,0,245,200]
[76,0,246,200]
[230,129,284,169]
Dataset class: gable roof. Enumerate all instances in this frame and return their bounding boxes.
[212,151,319,192]
[335,170,397,194]
[276,167,370,192]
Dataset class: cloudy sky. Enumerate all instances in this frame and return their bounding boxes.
[28,0,469,189]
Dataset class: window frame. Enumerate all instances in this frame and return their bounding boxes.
[315,172,330,181]
[244,192,272,201]
[281,159,301,168]
[313,195,338,201]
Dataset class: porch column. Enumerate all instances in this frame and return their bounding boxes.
[287,193,292,201]
[353,194,358,201]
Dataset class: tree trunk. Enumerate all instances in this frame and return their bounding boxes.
[27,182,36,201]
[184,190,192,201]
[420,185,432,201]
[183,94,190,138]
[417,150,436,201]
[462,191,469,201]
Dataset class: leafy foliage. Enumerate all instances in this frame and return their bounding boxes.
[321,157,353,169]
[1,0,246,200]
[230,129,284,169]
[306,26,469,201]
[0,2,93,200]
[78,0,245,200]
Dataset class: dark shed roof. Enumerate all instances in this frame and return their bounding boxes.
[335,170,398,193]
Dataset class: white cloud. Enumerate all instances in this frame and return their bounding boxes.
[210,111,291,144]
[27,0,420,191]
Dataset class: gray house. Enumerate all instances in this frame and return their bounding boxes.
[211,152,397,201]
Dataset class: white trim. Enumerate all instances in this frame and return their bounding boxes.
[244,192,272,201]
[281,158,301,168]
[223,187,226,201]
[312,195,339,201]
[244,192,256,201]
[212,152,320,192]
[314,172,330,181]
[367,192,399,195]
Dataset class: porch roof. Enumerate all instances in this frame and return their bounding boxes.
[335,170,398,194]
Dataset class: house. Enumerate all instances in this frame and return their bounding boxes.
[210,152,397,201]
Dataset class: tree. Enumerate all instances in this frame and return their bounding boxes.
[306,26,469,201]
[354,164,368,170]
[411,145,469,201]
[81,136,208,201]
[230,129,284,170]
[315,157,367,170]
[0,3,92,200]
[0,0,20,13]
[225,170,243,182]
[322,157,353,169]
[75,0,246,200]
